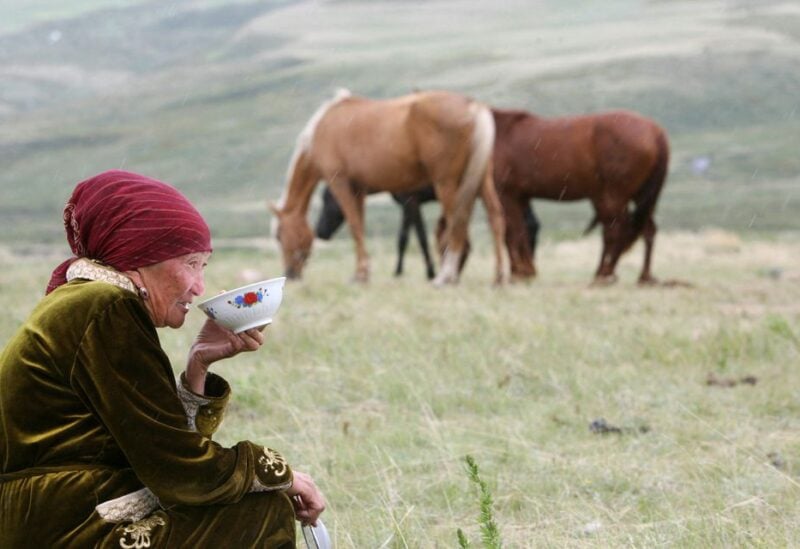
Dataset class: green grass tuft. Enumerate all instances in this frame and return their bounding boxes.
[461,454,503,549]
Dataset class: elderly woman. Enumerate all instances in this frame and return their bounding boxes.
[0,170,324,547]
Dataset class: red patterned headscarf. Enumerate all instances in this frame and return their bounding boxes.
[46,170,212,294]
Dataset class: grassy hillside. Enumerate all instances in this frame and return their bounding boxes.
[1,0,799,250]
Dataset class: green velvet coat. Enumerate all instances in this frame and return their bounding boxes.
[0,278,295,548]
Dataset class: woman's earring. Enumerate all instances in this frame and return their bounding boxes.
[138,286,150,300]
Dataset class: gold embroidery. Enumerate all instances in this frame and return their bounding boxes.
[119,515,166,549]
[258,448,288,477]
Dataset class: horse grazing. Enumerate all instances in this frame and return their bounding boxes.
[270,89,508,285]
[492,108,669,284]
[315,184,541,280]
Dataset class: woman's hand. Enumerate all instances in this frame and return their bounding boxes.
[185,319,265,393]
[287,471,326,526]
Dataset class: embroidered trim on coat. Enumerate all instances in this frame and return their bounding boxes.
[119,515,166,549]
[95,487,160,523]
[176,381,211,432]
[250,476,292,493]
[66,258,137,294]
[259,447,288,477]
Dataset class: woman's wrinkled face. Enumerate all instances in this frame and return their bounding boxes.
[135,252,210,328]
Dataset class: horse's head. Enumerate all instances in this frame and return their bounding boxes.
[315,187,346,240]
[269,202,314,280]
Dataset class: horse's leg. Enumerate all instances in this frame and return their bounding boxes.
[435,215,447,258]
[435,215,470,274]
[479,166,510,285]
[593,206,634,286]
[432,182,465,285]
[395,199,413,277]
[502,195,536,280]
[523,201,540,261]
[638,217,658,285]
[409,200,436,280]
[593,221,617,286]
[591,201,624,285]
[516,198,536,279]
[328,180,370,282]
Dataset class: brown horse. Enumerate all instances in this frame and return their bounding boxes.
[269,89,508,285]
[492,108,669,284]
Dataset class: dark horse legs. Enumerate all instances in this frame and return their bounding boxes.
[594,208,659,286]
[436,198,539,277]
[316,185,540,280]
[595,216,623,284]
[501,196,537,278]
[524,204,540,257]
[395,194,436,279]
[315,186,437,278]
[638,217,657,284]
[595,207,643,285]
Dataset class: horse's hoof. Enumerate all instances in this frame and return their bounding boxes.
[637,276,659,287]
[510,270,536,283]
[590,274,618,287]
[432,274,457,286]
[510,274,534,284]
[659,278,695,288]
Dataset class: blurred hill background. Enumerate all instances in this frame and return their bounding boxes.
[1,0,799,251]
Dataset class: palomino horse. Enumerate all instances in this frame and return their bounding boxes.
[270,89,508,285]
[492,108,669,284]
[315,184,540,280]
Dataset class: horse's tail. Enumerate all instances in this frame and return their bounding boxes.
[450,102,495,231]
[631,128,669,237]
[583,215,599,236]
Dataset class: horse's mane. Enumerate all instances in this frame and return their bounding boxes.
[271,88,353,238]
[285,88,352,183]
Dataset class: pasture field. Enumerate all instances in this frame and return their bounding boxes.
[2,231,800,547]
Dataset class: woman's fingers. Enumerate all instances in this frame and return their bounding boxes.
[288,471,326,525]
[293,499,322,526]
[236,328,265,351]
[245,327,266,342]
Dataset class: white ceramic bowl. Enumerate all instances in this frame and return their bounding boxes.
[197,277,286,333]
[301,518,331,549]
